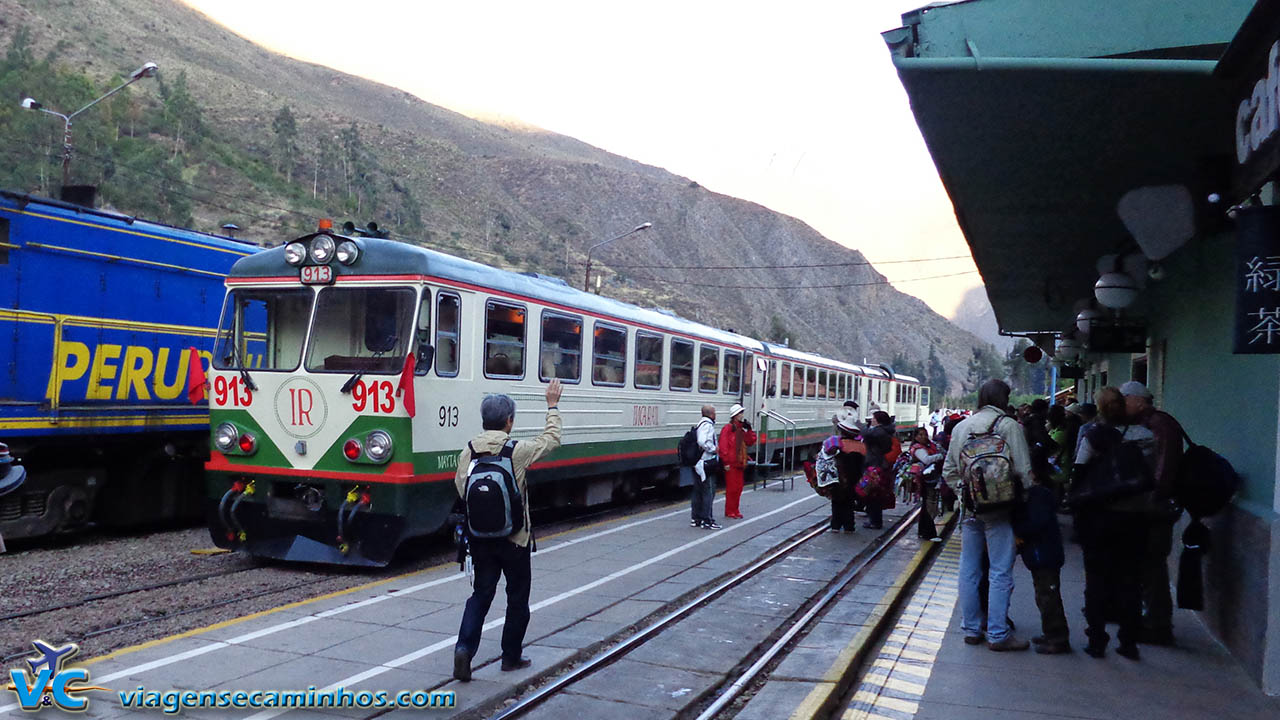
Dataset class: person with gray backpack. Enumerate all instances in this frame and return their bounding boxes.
[453,379,563,682]
[943,379,1033,651]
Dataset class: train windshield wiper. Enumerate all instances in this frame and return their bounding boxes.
[220,334,258,392]
[340,351,387,394]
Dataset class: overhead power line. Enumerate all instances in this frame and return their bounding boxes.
[577,254,973,270]
[617,270,980,290]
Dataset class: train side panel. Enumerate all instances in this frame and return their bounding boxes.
[0,193,256,538]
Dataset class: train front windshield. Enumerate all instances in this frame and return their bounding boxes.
[214,289,312,371]
[306,287,417,374]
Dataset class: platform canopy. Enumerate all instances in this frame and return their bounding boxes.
[883,0,1256,333]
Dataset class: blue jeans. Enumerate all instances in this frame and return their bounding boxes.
[690,466,715,523]
[456,538,531,663]
[959,511,1017,642]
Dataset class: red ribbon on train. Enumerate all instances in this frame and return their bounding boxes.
[186,347,207,404]
[396,353,416,417]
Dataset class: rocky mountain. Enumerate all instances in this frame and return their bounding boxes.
[951,286,1015,354]
[0,0,992,394]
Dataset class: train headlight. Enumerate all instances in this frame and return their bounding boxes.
[365,430,393,463]
[214,423,238,451]
[336,240,360,265]
[284,242,307,266]
[343,439,363,461]
[237,432,257,455]
[310,235,336,264]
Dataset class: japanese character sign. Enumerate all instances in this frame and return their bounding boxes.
[1234,206,1280,353]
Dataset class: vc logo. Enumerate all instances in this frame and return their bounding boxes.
[5,640,109,712]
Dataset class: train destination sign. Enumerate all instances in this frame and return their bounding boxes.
[300,265,333,284]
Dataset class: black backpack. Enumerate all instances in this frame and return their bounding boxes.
[1173,427,1239,519]
[677,424,702,467]
[463,439,524,539]
[1070,425,1154,506]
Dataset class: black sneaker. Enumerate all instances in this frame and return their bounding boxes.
[703,520,722,530]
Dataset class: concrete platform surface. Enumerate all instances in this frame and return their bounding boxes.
[3,483,849,719]
[838,518,1280,720]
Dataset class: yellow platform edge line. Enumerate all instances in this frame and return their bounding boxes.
[787,511,953,720]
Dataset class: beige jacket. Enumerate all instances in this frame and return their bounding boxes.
[454,409,562,547]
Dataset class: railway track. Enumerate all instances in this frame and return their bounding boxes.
[471,504,949,720]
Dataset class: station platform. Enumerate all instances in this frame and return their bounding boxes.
[743,515,1280,720]
[4,482,853,719]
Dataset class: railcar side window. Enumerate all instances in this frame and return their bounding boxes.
[435,293,460,377]
[592,322,626,386]
[215,288,311,372]
[807,367,817,398]
[484,300,526,379]
[699,346,719,392]
[307,287,417,374]
[724,351,742,395]
[767,361,777,397]
[540,311,582,382]
[670,338,694,390]
[779,362,791,397]
[635,331,663,389]
[818,370,828,399]
[744,353,754,394]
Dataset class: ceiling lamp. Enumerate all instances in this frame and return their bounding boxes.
[1057,336,1084,360]
[1095,271,1140,309]
[1076,308,1103,335]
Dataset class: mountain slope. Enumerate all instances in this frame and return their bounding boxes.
[0,0,991,394]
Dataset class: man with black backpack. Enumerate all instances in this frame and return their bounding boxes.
[685,405,721,530]
[452,379,563,682]
[1120,381,1184,646]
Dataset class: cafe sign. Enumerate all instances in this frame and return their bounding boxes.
[1233,205,1280,354]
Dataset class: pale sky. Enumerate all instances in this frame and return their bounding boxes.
[182,0,980,317]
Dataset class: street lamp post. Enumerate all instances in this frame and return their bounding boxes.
[21,62,158,189]
[583,222,652,292]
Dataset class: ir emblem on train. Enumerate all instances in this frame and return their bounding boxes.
[273,377,329,439]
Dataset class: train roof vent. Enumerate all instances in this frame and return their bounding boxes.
[519,272,570,287]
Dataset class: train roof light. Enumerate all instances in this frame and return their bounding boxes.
[336,240,360,265]
[310,235,336,264]
[284,242,307,266]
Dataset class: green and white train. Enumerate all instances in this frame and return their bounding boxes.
[205,226,930,565]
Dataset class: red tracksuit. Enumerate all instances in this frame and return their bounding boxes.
[719,420,757,518]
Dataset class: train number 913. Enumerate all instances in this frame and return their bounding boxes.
[212,375,253,407]
[351,380,396,414]
[439,405,459,427]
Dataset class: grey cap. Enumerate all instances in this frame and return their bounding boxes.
[1119,381,1152,399]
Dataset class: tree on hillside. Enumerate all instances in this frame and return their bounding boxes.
[765,314,800,349]
[272,105,298,182]
[159,71,203,159]
[964,346,1004,393]
[1003,338,1035,394]
[926,344,948,396]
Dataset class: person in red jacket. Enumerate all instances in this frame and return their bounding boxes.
[718,403,757,519]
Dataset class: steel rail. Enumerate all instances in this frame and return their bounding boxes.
[693,506,923,720]
[489,518,834,720]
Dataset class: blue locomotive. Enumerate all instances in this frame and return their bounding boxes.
[0,191,257,540]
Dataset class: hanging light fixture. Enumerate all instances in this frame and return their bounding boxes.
[1056,336,1084,360]
[1076,307,1103,335]
[1094,271,1140,309]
